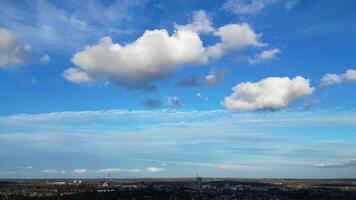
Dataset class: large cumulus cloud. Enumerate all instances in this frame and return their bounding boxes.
[64,29,207,90]
[63,11,265,90]
[223,76,315,111]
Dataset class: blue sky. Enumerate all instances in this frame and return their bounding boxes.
[0,0,356,178]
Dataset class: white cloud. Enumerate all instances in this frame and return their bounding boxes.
[63,68,93,84]
[42,169,67,174]
[72,168,88,174]
[17,166,32,170]
[320,69,356,87]
[310,158,356,168]
[146,167,164,173]
[223,0,279,15]
[320,73,343,87]
[126,168,142,173]
[95,168,142,173]
[223,76,315,111]
[63,12,266,90]
[95,167,163,173]
[175,10,214,34]
[204,68,225,86]
[96,168,122,173]
[40,54,51,63]
[345,69,356,81]
[249,48,280,63]
[64,29,208,90]
[210,23,265,58]
[0,28,31,68]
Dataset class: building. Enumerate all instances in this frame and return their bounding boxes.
[196,176,202,190]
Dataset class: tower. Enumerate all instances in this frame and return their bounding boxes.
[196,175,202,190]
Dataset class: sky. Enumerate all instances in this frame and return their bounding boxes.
[0,0,356,179]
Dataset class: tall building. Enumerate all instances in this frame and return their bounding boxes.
[196,176,202,190]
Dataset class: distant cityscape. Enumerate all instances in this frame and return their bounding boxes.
[1,177,356,199]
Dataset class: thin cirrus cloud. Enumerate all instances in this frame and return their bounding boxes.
[222,0,279,15]
[285,0,298,10]
[0,28,31,68]
[63,10,267,91]
[0,0,146,52]
[95,167,162,173]
[41,169,67,174]
[72,168,87,174]
[40,167,163,175]
[95,168,121,173]
[223,76,315,111]
[320,69,356,87]
[310,159,356,168]
[2,109,356,178]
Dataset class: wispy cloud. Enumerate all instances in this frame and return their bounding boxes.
[248,48,281,64]
[1,109,356,178]
[42,169,67,174]
[2,109,356,133]
[0,0,146,52]
[310,159,356,168]
[146,167,164,173]
[95,168,143,173]
[223,0,279,15]
[285,0,298,10]
[72,168,87,174]
[95,168,123,173]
